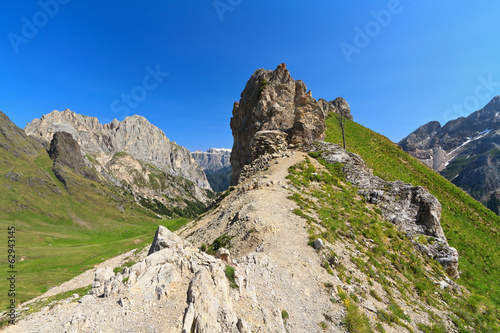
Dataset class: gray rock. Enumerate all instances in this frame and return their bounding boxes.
[362,299,377,313]
[78,295,94,304]
[216,247,231,263]
[25,109,213,205]
[117,297,131,307]
[91,267,114,297]
[230,64,350,185]
[313,239,324,250]
[312,142,460,279]
[192,148,231,172]
[147,225,183,256]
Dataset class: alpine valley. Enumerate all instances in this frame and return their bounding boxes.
[1,65,499,332]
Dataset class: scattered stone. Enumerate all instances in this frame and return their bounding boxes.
[216,247,231,263]
[117,297,131,307]
[362,299,377,313]
[328,256,340,268]
[313,239,324,250]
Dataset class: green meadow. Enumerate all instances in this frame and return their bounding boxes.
[0,147,188,308]
[324,114,500,330]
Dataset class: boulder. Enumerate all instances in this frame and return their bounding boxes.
[313,239,324,250]
[48,131,99,185]
[91,267,114,297]
[216,247,231,263]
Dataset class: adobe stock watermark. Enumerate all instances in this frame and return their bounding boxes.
[108,65,169,122]
[340,0,406,63]
[443,75,500,121]
[213,0,243,21]
[7,0,71,54]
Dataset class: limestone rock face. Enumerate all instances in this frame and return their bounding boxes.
[49,131,99,185]
[192,148,232,192]
[400,96,500,207]
[25,109,212,206]
[26,110,210,189]
[230,64,350,185]
[313,142,460,278]
[192,148,231,172]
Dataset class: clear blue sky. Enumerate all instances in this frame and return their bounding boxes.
[2,1,500,151]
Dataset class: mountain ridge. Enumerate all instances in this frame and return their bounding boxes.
[24,109,214,213]
[192,148,232,192]
[400,96,500,207]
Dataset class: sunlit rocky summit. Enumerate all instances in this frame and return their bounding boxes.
[25,110,213,212]
[230,63,352,185]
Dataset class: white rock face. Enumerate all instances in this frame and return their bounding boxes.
[25,109,211,191]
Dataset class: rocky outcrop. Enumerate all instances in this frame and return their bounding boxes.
[230,64,351,185]
[49,131,98,185]
[312,142,459,278]
[400,96,500,206]
[88,226,244,332]
[25,110,212,208]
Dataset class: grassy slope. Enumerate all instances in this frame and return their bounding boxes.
[326,115,500,320]
[0,147,187,307]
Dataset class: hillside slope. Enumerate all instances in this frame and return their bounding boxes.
[327,114,500,330]
[0,111,187,309]
[6,144,498,332]
[3,65,499,332]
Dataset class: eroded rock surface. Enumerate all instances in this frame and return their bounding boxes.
[230,64,351,185]
[49,131,99,185]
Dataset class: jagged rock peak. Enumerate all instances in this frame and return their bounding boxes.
[400,95,500,206]
[230,64,351,185]
[25,109,211,190]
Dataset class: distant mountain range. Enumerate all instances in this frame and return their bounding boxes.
[24,109,214,217]
[192,148,232,192]
[400,96,500,213]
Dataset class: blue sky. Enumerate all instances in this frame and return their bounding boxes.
[1,1,500,151]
